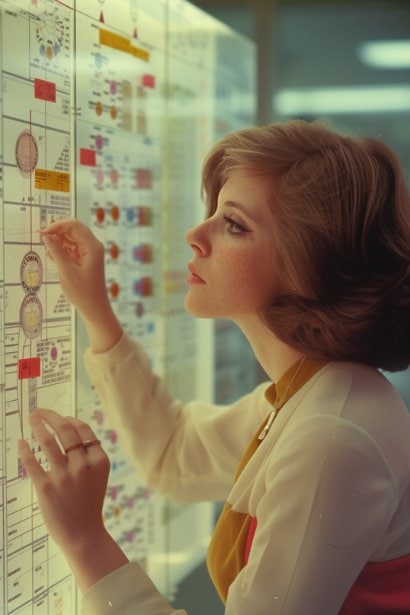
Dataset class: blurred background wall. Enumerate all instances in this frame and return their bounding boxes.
[190,0,409,169]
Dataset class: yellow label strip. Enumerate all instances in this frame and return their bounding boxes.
[99,28,150,62]
[35,169,70,192]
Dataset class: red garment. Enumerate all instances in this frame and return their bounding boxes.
[244,516,257,565]
[340,553,410,614]
[245,520,410,612]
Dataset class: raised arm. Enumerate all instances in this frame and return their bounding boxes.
[41,219,123,353]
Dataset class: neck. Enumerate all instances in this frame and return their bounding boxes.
[232,315,304,383]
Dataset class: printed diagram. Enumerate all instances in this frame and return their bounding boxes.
[15,131,39,176]
[1,2,75,613]
[35,8,66,63]
[75,9,162,337]
[29,4,71,89]
[19,251,44,344]
[74,8,165,567]
[20,252,43,294]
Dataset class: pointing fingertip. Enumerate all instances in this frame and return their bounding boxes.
[29,410,43,421]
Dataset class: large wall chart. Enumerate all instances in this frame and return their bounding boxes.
[0,0,256,612]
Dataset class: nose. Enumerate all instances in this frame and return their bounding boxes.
[185,220,210,256]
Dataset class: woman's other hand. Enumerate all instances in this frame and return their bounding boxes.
[19,409,109,547]
[18,409,128,592]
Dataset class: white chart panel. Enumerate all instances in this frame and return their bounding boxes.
[0,0,256,611]
[1,1,75,612]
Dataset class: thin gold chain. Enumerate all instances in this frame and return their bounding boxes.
[258,357,306,441]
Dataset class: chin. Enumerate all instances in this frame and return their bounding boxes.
[183,295,218,319]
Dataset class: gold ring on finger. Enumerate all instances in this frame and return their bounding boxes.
[82,439,101,449]
[64,442,84,454]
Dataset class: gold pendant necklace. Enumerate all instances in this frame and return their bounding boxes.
[258,356,306,441]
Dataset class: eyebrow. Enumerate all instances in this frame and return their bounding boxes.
[223,200,258,222]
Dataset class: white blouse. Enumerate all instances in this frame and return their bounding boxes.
[81,333,410,614]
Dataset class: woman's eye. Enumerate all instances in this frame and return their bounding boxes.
[223,216,249,234]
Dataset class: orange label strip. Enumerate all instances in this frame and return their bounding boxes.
[34,169,70,193]
[99,28,150,62]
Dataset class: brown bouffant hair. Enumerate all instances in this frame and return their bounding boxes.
[201,120,410,372]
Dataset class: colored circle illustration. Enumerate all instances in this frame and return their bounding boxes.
[95,135,104,150]
[109,282,120,299]
[20,294,43,339]
[96,207,105,223]
[15,131,39,174]
[126,208,135,223]
[110,244,120,260]
[20,252,43,293]
[111,204,120,220]
[94,53,104,69]
[110,168,119,186]
[96,168,104,186]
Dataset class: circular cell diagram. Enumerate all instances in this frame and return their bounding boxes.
[20,294,43,339]
[36,11,65,61]
[15,131,38,174]
[20,252,43,293]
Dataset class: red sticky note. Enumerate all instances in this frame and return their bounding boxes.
[80,148,97,167]
[34,78,56,102]
[142,74,155,89]
[18,358,41,379]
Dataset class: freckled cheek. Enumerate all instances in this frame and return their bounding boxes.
[217,249,276,303]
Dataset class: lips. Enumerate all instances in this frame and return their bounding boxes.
[187,262,205,284]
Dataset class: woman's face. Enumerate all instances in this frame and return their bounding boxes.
[184,169,278,323]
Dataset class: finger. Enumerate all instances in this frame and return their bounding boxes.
[18,439,47,481]
[41,219,82,260]
[42,233,81,267]
[63,416,103,458]
[41,218,95,244]
[31,409,85,459]
[64,415,99,440]
[29,413,70,469]
[40,217,79,236]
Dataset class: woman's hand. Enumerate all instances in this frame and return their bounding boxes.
[19,409,110,548]
[41,219,107,318]
[18,409,129,592]
[41,219,123,353]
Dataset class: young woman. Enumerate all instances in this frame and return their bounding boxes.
[19,120,410,614]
